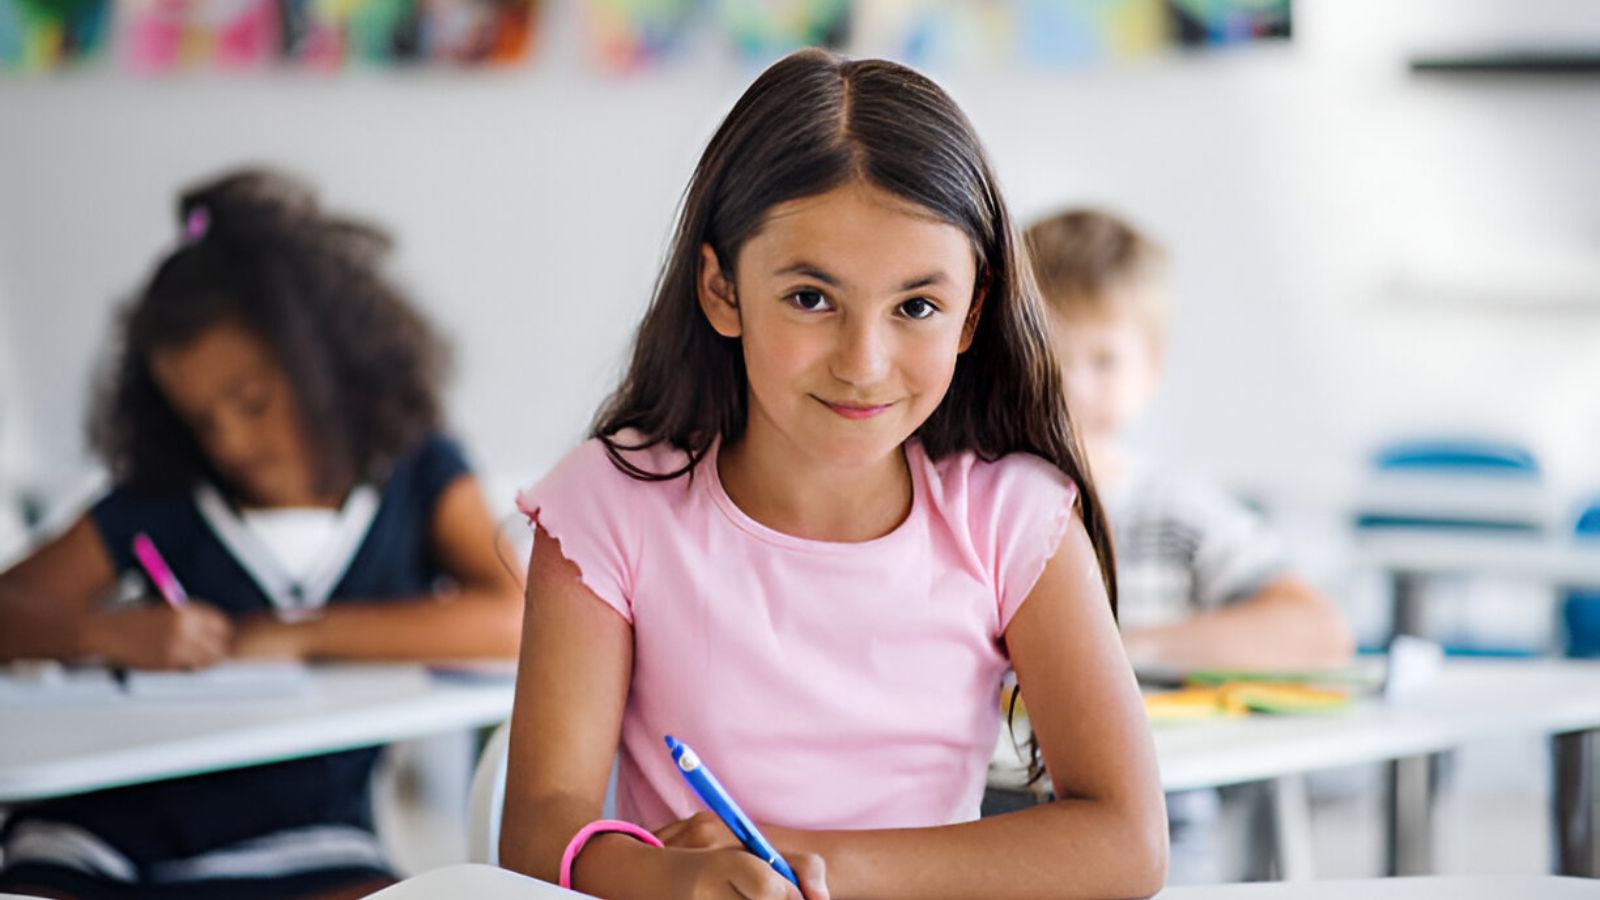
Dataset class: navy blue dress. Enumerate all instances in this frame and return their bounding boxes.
[0,434,470,899]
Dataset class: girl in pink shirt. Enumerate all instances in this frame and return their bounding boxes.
[503,49,1166,900]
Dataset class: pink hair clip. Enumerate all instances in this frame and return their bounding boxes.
[183,206,210,242]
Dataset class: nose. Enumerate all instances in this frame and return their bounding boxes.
[1060,358,1092,409]
[203,409,258,475]
[830,314,891,388]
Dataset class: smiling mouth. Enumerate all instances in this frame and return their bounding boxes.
[817,398,896,420]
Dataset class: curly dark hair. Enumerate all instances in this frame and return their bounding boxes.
[89,167,449,498]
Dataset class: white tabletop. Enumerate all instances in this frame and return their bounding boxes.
[0,664,514,803]
[361,866,1600,899]
[1155,658,1600,791]
[993,659,1600,792]
[1156,875,1600,898]
[365,864,590,898]
[1354,531,1600,585]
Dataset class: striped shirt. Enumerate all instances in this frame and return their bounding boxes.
[1104,458,1287,628]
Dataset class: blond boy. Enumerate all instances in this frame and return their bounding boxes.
[1026,209,1351,671]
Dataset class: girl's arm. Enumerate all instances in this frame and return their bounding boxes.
[500,526,825,900]
[0,515,232,668]
[230,474,524,661]
[682,511,1168,900]
[1121,574,1355,671]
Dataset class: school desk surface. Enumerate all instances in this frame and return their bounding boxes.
[1157,874,1600,898]
[1353,530,1599,641]
[0,663,514,803]
[992,658,1600,878]
[360,866,1599,899]
[364,864,591,898]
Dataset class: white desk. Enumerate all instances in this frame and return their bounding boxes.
[992,659,1600,879]
[361,865,1600,899]
[994,659,1600,791]
[1355,532,1600,588]
[365,864,589,898]
[1157,874,1600,898]
[0,664,514,804]
[1152,659,1600,791]
[1354,531,1599,642]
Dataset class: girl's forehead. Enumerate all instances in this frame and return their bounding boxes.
[150,322,277,399]
[741,183,976,286]
[761,181,946,226]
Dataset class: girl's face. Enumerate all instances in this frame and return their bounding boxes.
[149,320,321,507]
[699,180,980,471]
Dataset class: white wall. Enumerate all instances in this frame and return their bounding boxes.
[2,0,1599,518]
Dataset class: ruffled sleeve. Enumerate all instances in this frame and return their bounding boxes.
[971,453,1081,631]
[515,438,644,622]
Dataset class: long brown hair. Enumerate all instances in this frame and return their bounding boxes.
[593,48,1117,617]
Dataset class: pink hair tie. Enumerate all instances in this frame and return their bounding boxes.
[558,819,663,889]
[183,206,210,242]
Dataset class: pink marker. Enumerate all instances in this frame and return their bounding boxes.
[132,532,188,607]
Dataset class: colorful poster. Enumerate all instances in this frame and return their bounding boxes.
[0,0,113,71]
[856,0,1286,70]
[583,0,696,73]
[2,0,1288,75]
[852,0,1012,69]
[1016,0,1166,65]
[713,0,848,62]
[1166,0,1290,47]
[116,0,538,72]
[419,0,536,64]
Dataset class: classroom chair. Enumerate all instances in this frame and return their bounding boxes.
[468,721,515,864]
[467,722,620,865]
[1562,499,1600,657]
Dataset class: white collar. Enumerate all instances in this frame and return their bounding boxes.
[194,482,381,618]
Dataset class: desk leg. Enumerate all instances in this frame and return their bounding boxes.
[1386,754,1434,875]
[1391,571,1426,639]
[1271,774,1316,881]
[1553,729,1598,876]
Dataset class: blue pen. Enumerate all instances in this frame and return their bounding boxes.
[664,735,800,887]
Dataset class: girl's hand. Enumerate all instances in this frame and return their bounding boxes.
[656,814,826,898]
[656,811,741,851]
[229,613,310,660]
[664,847,829,900]
[84,602,232,670]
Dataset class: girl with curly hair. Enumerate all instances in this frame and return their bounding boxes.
[0,168,522,899]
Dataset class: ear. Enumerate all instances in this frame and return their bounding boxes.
[958,272,988,353]
[697,244,741,339]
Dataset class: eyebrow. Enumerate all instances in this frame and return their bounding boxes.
[773,262,950,292]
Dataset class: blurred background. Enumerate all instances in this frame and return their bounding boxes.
[3,0,1599,882]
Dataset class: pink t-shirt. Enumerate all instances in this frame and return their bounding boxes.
[516,434,1077,831]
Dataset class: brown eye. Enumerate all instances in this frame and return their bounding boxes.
[786,289,830,312]
[239,393,271,417]
[900,297,938,320]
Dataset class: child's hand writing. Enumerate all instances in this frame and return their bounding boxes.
[663,846,828,900]
[229,613,308,660]
[655,811,742,851]
[84,602,232,670]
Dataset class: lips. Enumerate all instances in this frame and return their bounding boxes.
[819,398,895,420]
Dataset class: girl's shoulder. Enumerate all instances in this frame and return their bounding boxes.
[516,431,698,521]
[914,443,1079,521]
[913,444,1082,626]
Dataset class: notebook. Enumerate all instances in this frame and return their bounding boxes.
[121,661,314,700]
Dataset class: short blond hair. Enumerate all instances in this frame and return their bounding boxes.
[1025,208,1167,346]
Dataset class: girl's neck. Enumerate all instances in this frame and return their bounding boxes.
[717,427,913,544]
[231,477,348,512]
